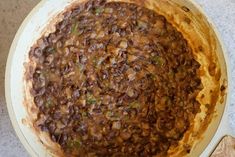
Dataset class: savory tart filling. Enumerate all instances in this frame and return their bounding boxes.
[29,0,202,156]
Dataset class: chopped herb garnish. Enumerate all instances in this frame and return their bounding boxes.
[123,115,130,121]
[77,63,84,72]
[45,99,53,108]
[92,57,98,68]
[105,111,120,121]
[86,93,97,104]
[71,22,79,34]
[67,139,81,149]
[87,99,96,104]
[95,7,104,15]
[161,96,171,106]
[47,47,55,53]
[149,73,156,80]
[129,101,140,109]
[151,56,165,66]
[73,139,81,148]
[105,111,113,119]
[67,141,73,149]
[81,111,88,118]
[111,113,120,121]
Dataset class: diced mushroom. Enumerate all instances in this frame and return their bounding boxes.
[112,121,121,130]
[126,68,136,81]
[126,88,135,97]
[127,54,138,62]
[102,95,111,105]
[119,40,128,49]
[120,131,131,140]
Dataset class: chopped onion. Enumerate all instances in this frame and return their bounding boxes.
[126,88,135,97]
[119,40,128,49]
[104,8,113,14]
[126,68,136,81]
[127,54,138,62]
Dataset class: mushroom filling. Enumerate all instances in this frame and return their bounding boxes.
[29,0,202,156]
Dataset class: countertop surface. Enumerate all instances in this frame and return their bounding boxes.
[0,0,235,157]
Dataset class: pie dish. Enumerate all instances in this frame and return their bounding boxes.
[5,0,232,157]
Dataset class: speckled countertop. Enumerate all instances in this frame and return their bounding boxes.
[0,0,234,157]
